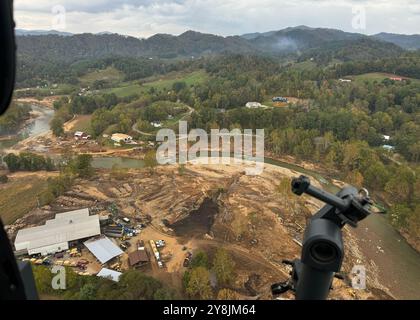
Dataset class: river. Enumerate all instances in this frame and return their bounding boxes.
[0,104,55,151]
[1,105,419,299]
[265,158,420,299]
[91,155,420,299]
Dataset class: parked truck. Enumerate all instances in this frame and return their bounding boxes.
[149,240,160,260]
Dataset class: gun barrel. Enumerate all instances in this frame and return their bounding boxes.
[305,185,348,211]
[292,176,348,211]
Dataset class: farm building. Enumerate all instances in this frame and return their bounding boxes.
[245,102,262,109]
[111,133,133,144]
[84,236,123,264]
[128,249,150,268]
[14,209,100,256]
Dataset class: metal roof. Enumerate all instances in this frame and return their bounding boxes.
[84,236,123,264]
[128,249,149,266]
[14,209,100,252]
[97,268,122,282]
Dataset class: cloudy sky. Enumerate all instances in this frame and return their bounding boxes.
[14,0,420,37]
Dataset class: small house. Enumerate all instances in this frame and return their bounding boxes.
[128,249,149,268]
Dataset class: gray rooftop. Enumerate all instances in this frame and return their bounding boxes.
[84,236,123,264]
[14,209,100,252]
[97,268,122,282]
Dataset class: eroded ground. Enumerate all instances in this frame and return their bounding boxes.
[5,162,393,300]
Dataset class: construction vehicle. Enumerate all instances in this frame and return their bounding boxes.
[155,240,166,248]
[69,248,81,257]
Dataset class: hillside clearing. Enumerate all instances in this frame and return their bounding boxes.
[351,72,420,84]
[0,172,57,224]
[79,67,124,86]
[103,70,209,98]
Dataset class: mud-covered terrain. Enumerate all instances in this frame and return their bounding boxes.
[6,162,393,299]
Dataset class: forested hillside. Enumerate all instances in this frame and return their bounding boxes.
[45,51,420,249]
[11,25,420,250]
[18,25,409,63]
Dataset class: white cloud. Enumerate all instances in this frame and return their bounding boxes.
[14,0,420,37]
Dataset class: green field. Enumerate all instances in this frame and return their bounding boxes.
[70,115,92,133]
[0,174,50,224]
[79,67,124,87]
[290,60,317,71]
[103,70,209,98]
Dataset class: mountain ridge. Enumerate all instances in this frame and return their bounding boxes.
[15,26,411,63]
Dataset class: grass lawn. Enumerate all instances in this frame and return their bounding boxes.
[290,60,317,71]
[71,115,93,133]
[0,173,53,224]
[79,67,124,87]
[106,83,144,97]
[103,70,209,98]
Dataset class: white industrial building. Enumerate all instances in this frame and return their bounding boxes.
[84,236,123,264]
[14,208,100,256]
